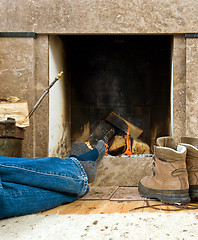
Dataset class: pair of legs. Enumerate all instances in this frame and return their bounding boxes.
[0,141,105,219]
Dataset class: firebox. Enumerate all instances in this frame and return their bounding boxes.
[49,35,172,156]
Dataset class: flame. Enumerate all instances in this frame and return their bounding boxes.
[124,128,133,155]
[105,143,109,155]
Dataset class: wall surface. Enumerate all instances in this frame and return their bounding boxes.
[0,36,49,158]
[0,37,35,157]
[0,0,198,157]
[49,36,71,157]
[186,38,198,138]
[33,35,49,157]
[172,35,186,142]
[0,0,198,34]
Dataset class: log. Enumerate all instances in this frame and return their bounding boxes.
[0,100,29,127]
[108,135,127,156]
[86,120,115,148]
[106,112,143,139]
[131,138,150,154]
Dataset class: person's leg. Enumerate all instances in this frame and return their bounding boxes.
[0,141,105,219]
[70,142,90,156]
[70,140,105,182]
[0,181,82,219]
[0,156,88,195]
[74,140,105,167]
[0,156,89,219]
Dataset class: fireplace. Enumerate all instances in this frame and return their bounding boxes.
[49,35,172,156]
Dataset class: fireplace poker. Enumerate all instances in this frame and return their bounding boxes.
[28,71,63,119]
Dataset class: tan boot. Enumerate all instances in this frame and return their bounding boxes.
[138,137,190,204]
[180,137,198,201]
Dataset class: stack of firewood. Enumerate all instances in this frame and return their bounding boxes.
[0,97,29,128]
[86,112,150,156]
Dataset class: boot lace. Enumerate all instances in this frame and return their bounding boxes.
[129,199,198,211]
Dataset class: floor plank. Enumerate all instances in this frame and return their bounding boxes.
[42,200,146,215]
[42,199,198,215]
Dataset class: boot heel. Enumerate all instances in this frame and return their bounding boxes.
[189,185,198,201]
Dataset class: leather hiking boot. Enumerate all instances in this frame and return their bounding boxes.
[180,137,198,201]
[138,137,190,204]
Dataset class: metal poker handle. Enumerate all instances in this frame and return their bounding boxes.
[28,71,64,119]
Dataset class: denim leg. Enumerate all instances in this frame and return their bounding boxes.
[0,181,83,219]
[0,156,88,195]
[0,156,89,219]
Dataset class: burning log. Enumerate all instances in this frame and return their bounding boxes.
[106,112,143,139]
[131,138,150,154]
[86,120,115,149]
[108,135,127,156]
[85,112,148,156]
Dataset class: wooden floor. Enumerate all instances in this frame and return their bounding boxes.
[42,187,198,215]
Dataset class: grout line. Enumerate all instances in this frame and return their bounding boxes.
[109,186,149,201]
[80,186,120,201]
[109,186,120,200]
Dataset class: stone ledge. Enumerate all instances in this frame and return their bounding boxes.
[0,0,198,33]
[90,155,153,187]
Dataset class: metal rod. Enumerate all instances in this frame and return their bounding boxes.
[0,32,37,38]
[28,71,63,119]
[185,33,198,38]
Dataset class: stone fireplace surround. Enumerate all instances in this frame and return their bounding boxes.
[0,0,198,185]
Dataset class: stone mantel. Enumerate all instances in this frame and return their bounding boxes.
[0,0,198,34]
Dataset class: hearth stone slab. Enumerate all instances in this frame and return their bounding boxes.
[110,187,148,201]
[90,155,153,187]
[80,186,119,200]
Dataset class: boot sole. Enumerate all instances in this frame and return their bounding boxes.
[138,181,191,204]
[189,185,198,201]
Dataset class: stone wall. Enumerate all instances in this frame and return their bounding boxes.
[186,38,198,137]
[172,35,186,142]
[0,0,198,34]
[0,36,49,158]
[0,0,198,157]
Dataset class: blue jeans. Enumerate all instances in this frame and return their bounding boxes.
[0,156,89,219]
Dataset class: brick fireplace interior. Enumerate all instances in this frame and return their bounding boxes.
[49,35,172,155]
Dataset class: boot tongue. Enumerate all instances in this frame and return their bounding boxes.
[181,137,198,149]
[156,137,177,150]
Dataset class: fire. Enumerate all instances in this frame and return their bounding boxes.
[105,128,133,156]
[123,128,133,155]
[105,143,109,155]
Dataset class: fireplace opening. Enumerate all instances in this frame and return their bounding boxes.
[53,35,172,155]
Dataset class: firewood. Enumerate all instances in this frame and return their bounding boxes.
[86,120,115,148]
[131,138,150,154]
[106,112,143,139]
[108,135,127,156]
[0,100,29,128]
